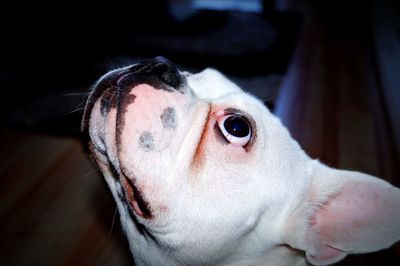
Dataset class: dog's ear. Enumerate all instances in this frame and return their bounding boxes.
[284,162,400,265]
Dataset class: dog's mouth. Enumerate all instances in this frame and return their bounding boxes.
[82,66,153,218]
[89,142,154,219]
[119,173,152,219]
[83,57,189,221]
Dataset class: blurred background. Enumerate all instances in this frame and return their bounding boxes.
[0,0,399,265]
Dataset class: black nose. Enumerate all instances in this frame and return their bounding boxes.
[129,56,183,88]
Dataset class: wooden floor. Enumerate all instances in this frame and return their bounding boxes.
[0,131,132,266]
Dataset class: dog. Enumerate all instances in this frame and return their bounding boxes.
[82,57,400,265]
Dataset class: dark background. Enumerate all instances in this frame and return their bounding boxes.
[1,0,299,136]
[0,0,399,265]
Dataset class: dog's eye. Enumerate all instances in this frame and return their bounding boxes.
[218,114,252,146]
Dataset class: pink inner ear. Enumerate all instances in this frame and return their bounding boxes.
[309,179,400,264]
[316,182,390,244]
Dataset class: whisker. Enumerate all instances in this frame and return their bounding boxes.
[67,106,86,114]
[76,169,96,180]
[77,170,97,194]
[109,206,118,238]
[62,92,90,97]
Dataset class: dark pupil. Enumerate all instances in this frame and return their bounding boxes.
[224,115,250,137]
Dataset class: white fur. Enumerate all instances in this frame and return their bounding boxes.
[86,67,400,266]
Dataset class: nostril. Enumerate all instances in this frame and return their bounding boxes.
[150,56,182,88]
[153,62,182,88]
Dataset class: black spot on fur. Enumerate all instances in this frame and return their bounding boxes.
[160,107,177,129]
[138,131,155,152]
[118,73,176,93]
[81,66,131,136]
[115,89,136,149]
[100,86,117,116]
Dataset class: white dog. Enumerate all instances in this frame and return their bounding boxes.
[82,57,400,266]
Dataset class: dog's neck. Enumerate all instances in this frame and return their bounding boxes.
[249,246,308,266]
[127,234,307,266]
[120,214,308,266]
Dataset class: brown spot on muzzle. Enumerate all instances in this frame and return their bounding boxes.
[138,131,155,152]
[160,107,177,130]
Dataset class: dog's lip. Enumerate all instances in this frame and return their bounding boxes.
[120,172,152,219]
[82,66,133,133]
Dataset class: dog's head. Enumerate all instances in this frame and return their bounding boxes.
[82,57,400,265]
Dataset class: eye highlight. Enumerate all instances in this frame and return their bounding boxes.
[217,114,252,147]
